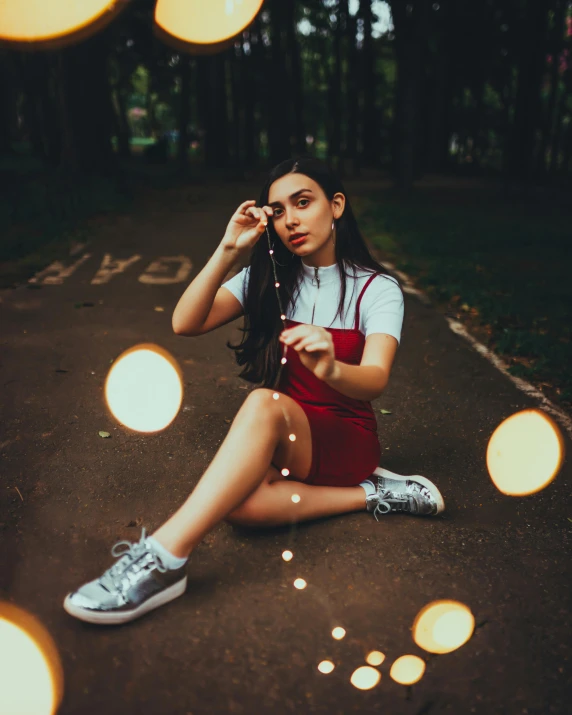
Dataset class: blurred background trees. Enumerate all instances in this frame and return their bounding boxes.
[0,0,571,199]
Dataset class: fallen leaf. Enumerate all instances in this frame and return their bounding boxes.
[154,306,164,312]
[379,409,392,415]
[99,431,111,438]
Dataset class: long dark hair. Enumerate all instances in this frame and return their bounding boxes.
[226,155,402,390]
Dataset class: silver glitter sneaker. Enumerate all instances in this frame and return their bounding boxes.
[63,528,188,625]
[365,466,445,520]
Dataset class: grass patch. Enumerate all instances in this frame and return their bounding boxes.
[358,186,572,412]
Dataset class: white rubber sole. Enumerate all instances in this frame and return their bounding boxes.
[63,575,188,625]
[370,466,445,514]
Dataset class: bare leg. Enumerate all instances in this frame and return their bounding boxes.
[226,467,367,528]
[151,402,368,559]
[151,405,280,558]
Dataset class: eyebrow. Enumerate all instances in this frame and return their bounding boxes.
[268,189,313,207]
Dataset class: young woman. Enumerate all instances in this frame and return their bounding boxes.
[64,156,445,625]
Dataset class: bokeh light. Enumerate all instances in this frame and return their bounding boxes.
[0,601,64,715]
[331,627,346,640]
[487,408,565,496]
[0,0,122,48]
[389,654,426,685]
[282,550,293,561]
[317,660,335,674]
[293,578,307,590]
[155,0,264,54]
[365,650,385,666]
[350,665,381,690]
[104,343,183,433]
[413,600,475,654]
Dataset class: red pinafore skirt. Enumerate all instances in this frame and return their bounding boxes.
[278,273,381,487]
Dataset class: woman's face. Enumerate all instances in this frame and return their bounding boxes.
[267,174,345,259]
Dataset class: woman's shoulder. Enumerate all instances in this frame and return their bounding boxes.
[344,262,401,288]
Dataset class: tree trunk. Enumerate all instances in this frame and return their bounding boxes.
[335,0,350,178]
[177,54,191,175]
[346,9,361,176]
[57,29,117,175]
[243,13,268,168]
[425,1,454,173]
[390,0,429,191]
[550,82,570,175]
[507,0,549,186]
[228,41,249,177]
[267,0,292,165]
[242,21,261,170]
[202,51,230,170]
[284,0,306,157]
[0,51,19,156]
[112,87,131,160]
[536,0,565,180]
[360,0,381,169]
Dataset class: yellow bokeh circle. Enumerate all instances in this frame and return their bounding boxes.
[412,600,475,654]
[155,0,265,55]
[104,343,183,433]
[389,654,426,685]
[487,408,565,496]
[350,665,381,690]
[365,650,385,666]
[0,601,64,715]
[0,0,125,50]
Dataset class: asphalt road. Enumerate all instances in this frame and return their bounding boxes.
[1,176,571,715]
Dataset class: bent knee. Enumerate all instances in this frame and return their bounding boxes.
[224,502,262,528]
[244,387,281,407]
[224,479,279,528]
[241,388,284,423]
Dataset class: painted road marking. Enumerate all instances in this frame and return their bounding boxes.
[91,254,142,284]
[26,254,194,286]
[28,253,93,285]
[138,255,193,285]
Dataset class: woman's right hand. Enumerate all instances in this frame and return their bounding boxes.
[221,200,274,254]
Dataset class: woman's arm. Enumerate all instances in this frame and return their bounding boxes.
[172,243,241,335]
[322,361,387,401]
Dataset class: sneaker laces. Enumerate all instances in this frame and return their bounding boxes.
[100,527,168,593]
[369,489,413,521]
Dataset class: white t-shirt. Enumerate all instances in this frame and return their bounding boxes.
[222,258,404,345]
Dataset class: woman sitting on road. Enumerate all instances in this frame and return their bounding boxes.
[64,155,445,625]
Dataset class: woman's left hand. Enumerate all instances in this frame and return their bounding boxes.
[279,325,336,381]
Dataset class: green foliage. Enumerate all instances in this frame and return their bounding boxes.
[360,188,572,409]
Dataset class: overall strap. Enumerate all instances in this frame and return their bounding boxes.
[354,273,378,331]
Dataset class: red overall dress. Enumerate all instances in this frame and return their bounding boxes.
[278,272,381,487]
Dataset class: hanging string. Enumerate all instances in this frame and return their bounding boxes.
[265,226,290,375]
[263,217,336,390]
